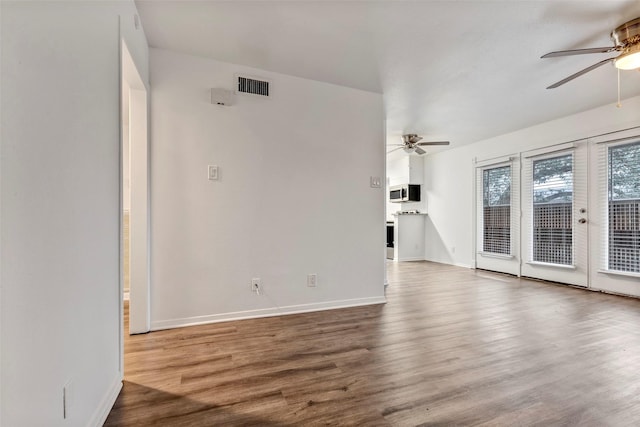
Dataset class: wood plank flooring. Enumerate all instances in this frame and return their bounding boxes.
[105,262,640,426]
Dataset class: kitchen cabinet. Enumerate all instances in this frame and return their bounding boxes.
[392,213,427,261]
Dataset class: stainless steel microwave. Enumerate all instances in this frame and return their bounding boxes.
[389,184,421,203]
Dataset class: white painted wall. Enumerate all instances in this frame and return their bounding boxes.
[1,1,148,425]
[149,48,386,329]
[423,95,640,271]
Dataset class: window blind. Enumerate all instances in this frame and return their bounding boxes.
[607,141,640,273]
[531,154,574,265]
[482,166,511,254]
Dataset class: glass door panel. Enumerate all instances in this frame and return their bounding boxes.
[521,145,588,286]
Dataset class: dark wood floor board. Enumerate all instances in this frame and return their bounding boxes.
[106,261,640,426]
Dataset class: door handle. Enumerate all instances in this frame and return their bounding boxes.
[578,218,587,224]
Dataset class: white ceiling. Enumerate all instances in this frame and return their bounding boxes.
[136,0,640,154]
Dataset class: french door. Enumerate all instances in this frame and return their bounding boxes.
[476,136,640,295]
[521,144,589,286]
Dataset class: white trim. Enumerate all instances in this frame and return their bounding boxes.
[597,269,640,279]
[589,287,640,300]
[591,127,640,144]
[397,256,426,262]
[593,134,640,146]
[478,252,514,260]
[121,39,150,335]
[526,261,576,270]
[89,377,122,427]
[151,296,387,331]
[475,155,516,168]
[523,142,576,159]
[472,158,477,268]
[453,262,473,269]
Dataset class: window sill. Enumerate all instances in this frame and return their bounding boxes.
[526,261,576,270]
[597,269,640,279]
[478,252,514,260]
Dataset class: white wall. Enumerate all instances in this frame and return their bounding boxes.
[423,95,640,269]
[149,48,386,329]
[1,1,148,425]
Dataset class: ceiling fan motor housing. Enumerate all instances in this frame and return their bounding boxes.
[612,17,640,70]
[402,134,421,145]
[611,17,640,47]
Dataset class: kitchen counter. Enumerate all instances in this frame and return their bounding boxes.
[392,213,426,261]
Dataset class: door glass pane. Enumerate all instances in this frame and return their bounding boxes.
[483,166,511,254]
[608,141,640,272]
[532,154,573,265]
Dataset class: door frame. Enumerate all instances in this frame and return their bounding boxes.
[120,38,150,350]
[589,130,640,297]
[474,155,521,276]
[520,142,589,287]
[474,129,640,297]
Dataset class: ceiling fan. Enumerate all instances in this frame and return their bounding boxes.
[541,17,640,89]
[388,134,450,155]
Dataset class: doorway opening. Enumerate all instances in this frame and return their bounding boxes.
[120,39,149,368]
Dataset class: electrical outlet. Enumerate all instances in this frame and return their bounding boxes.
[370,176,382,188]
[307,273,317,287]
[251,278,261,294]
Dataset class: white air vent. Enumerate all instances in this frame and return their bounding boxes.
[237,76,270,97]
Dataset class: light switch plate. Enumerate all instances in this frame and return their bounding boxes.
[208,165,219,181]
[370,176,382,188]
[307,274,317,287]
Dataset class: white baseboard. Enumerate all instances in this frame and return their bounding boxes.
[423,258,473,269]
[396,257,425,262]
[90,376,122,427]
[151,296,387,331]
[453,262,473,269]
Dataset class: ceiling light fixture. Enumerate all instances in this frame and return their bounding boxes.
[614,44,640,70]
[541,17,640,88]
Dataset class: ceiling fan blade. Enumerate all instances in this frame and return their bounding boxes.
[409,136,423,144]
[414,146,427,155]
[416,141,450,146]
[546,57,615,89]
[387,146,405,154]
[541,47,617,58]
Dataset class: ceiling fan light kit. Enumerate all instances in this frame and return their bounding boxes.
[542,16,640,88]
[614,44,640,70]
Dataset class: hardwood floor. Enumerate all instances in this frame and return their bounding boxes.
[105,262,640,426]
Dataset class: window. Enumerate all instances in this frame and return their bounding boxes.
[532,154,573,265]
[482,166,511,254]
[608,141,640,273]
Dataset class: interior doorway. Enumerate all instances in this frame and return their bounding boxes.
[120,39,150,353]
